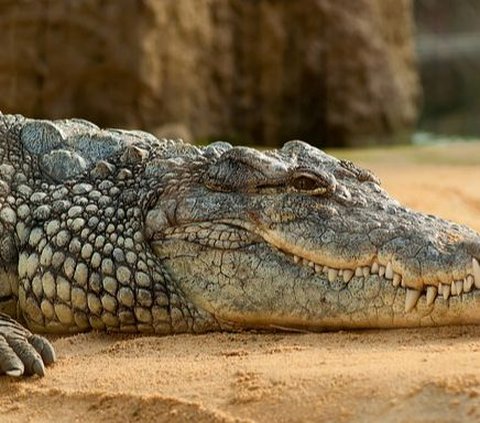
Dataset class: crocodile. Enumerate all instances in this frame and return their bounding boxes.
[1,112,480,377]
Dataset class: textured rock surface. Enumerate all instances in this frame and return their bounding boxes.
[0,0,419,147]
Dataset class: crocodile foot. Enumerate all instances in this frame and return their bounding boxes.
[0,313,55,377]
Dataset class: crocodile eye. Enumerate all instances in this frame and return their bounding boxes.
[289,169,336,195]
[291,174,320,192]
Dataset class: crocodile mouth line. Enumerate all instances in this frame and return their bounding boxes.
[156,220,480,312]
[280,249,480,311]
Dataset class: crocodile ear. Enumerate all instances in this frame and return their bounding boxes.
[203,151,264,192]
[204,147,288,192]
[20,120,65,155]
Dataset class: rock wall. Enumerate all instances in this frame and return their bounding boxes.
[0,0,419,147]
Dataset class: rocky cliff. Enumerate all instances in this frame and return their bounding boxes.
[0,0,419,147]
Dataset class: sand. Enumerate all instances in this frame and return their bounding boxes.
[3,143,480,422]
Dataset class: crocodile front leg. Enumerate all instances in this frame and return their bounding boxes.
[0,120,55,376]
[0,312,55,377]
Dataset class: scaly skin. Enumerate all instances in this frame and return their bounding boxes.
[1,113,480,377]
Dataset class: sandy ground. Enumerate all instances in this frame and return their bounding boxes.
[3,143,480,422]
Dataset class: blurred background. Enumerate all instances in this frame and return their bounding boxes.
[415,0,480,141]
[0,0,478,149]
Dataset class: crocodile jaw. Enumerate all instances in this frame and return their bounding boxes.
[152,218,480,330]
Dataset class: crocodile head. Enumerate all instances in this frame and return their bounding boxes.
[149,140,480,330]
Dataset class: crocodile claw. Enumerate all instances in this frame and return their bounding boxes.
[0,313,55,377]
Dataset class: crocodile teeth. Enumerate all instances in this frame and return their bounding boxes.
[385,262,393,279]
[392,274,401,287]
[291,255,480,299]
[465,275,474,293]
[473,258,480,288]
[328,268,338,283]
[405,289,421,312]
[442,284,450,300]
[343,269,354,283]
[379,266,386,277]
[426,286,437,306]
